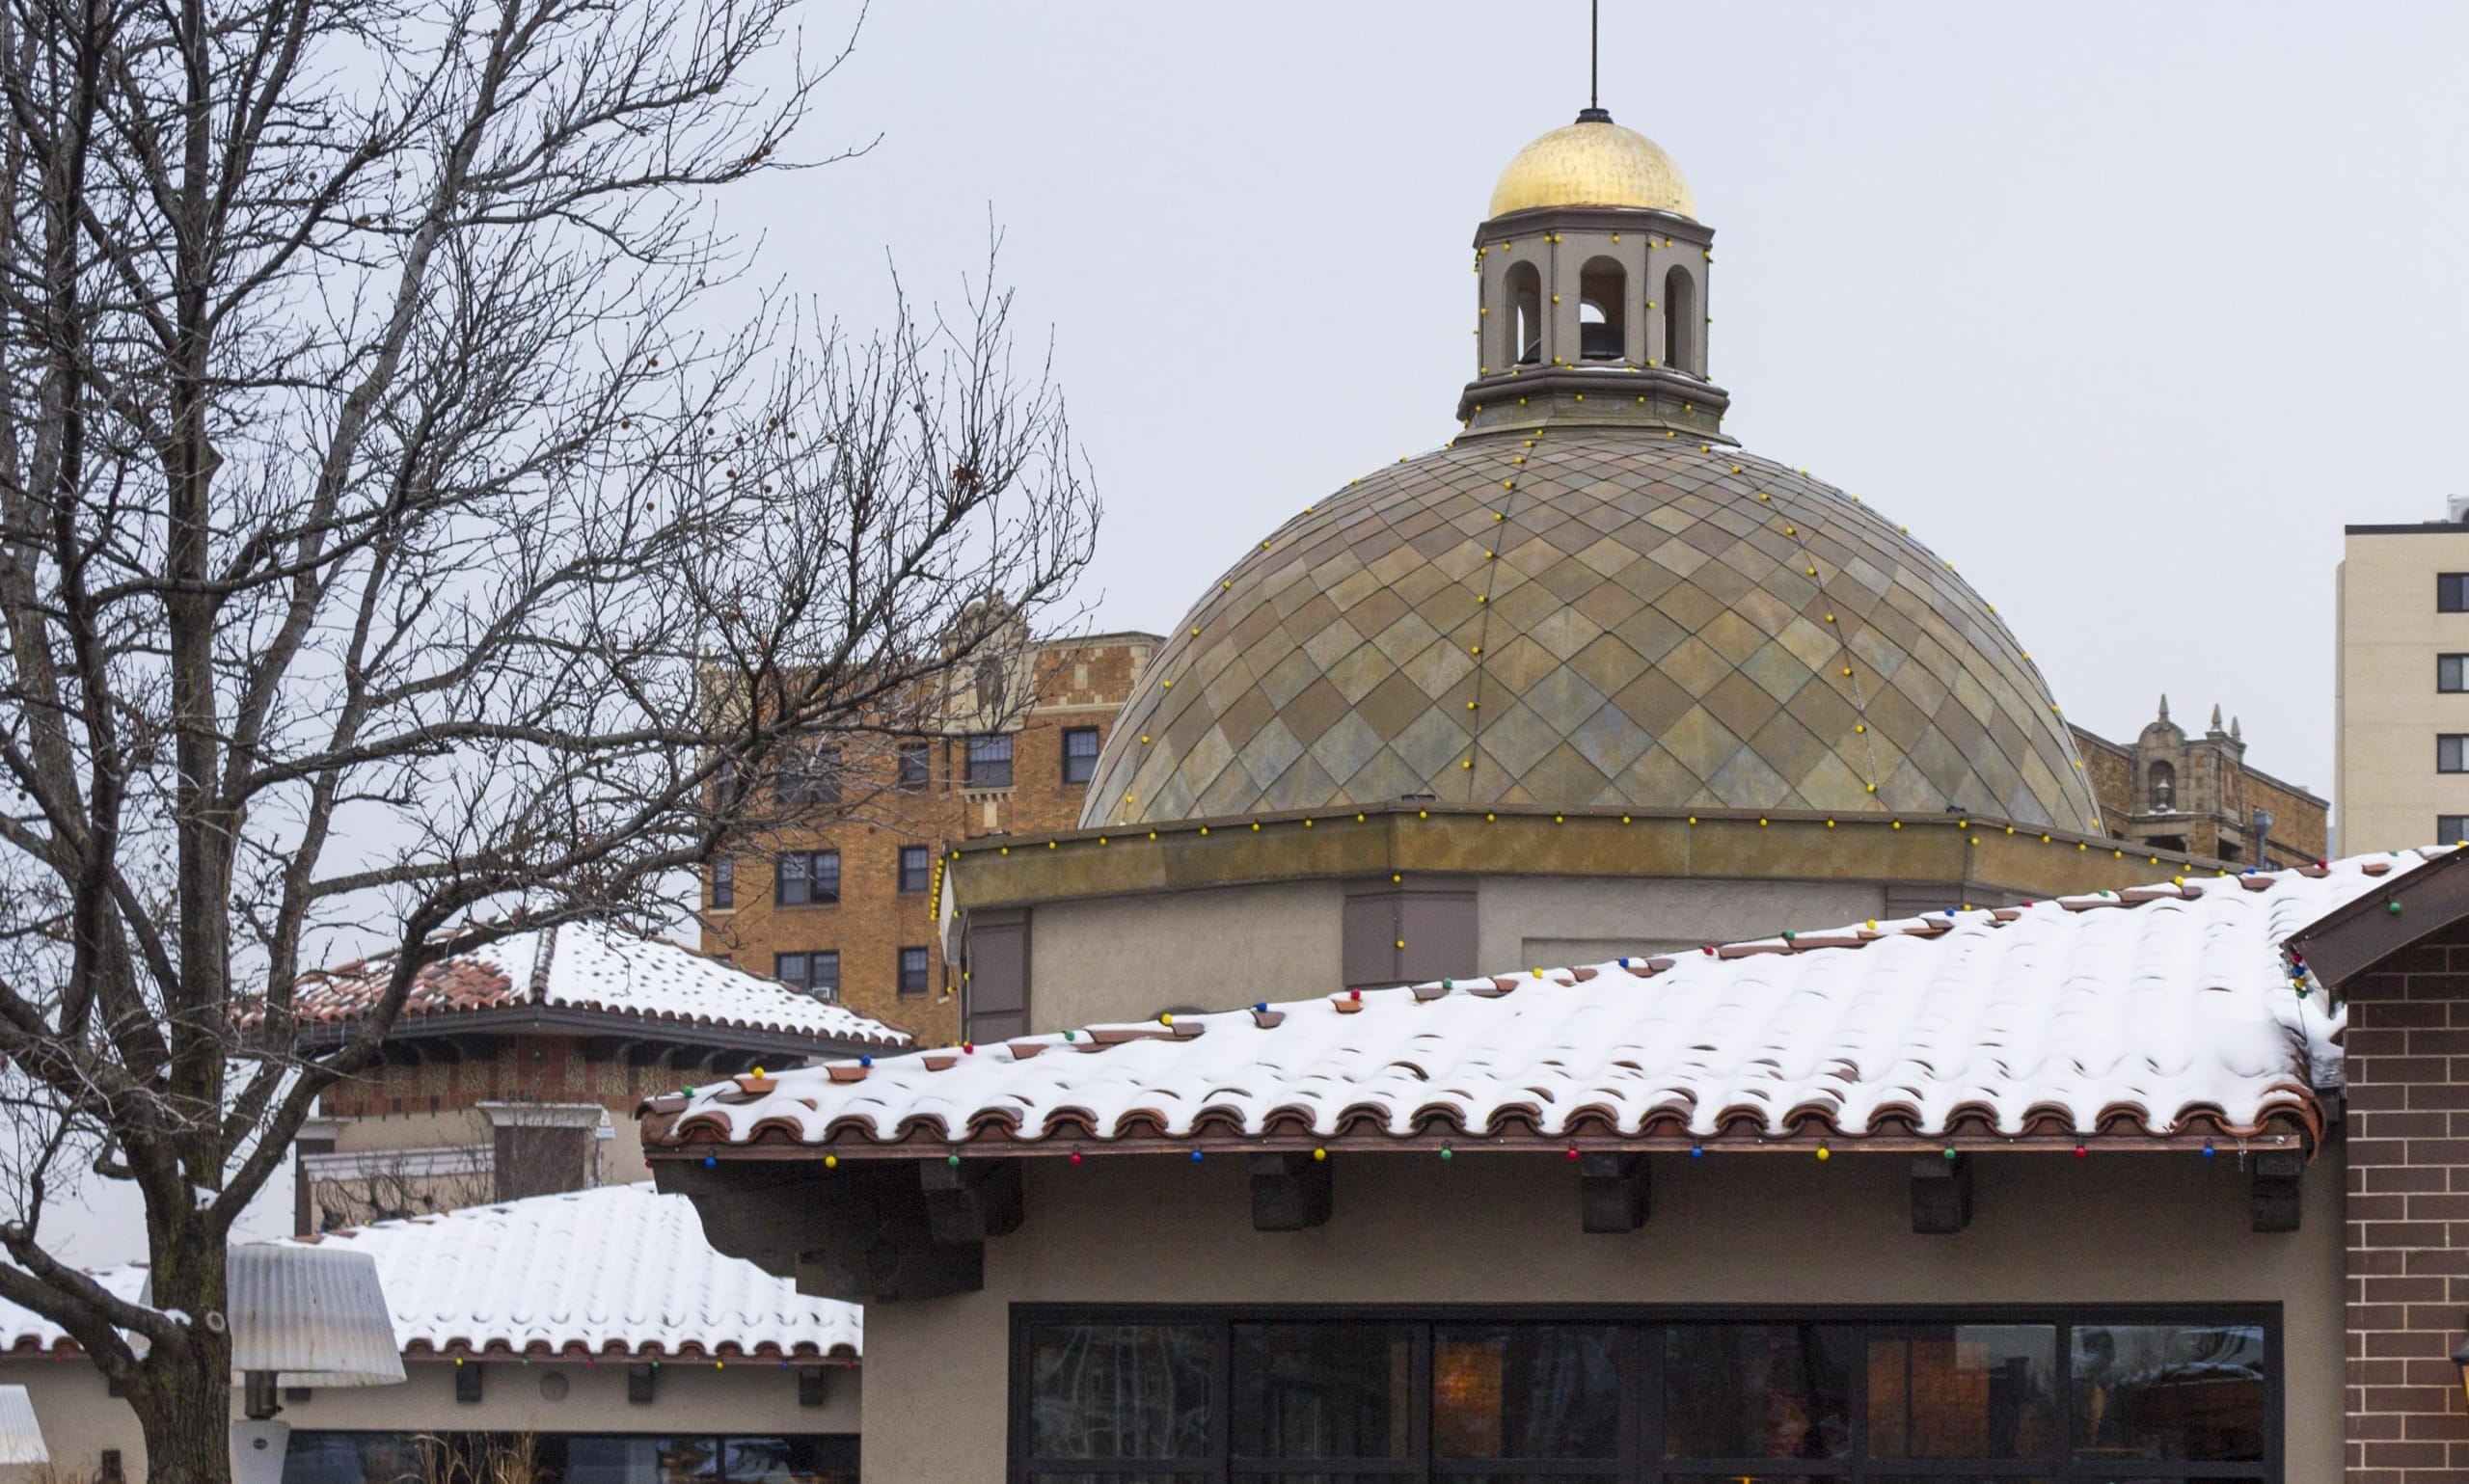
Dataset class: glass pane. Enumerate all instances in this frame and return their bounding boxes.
[1866,1477,2051,1484]
[1431,1324,1620,1459]
[660,1440,723,1484]
[1866,1325,2057,1459]
[773,1440,858,1484]
[1029,1323,1212,1460]
[1233,1322,1413,1459]
[1664,1324,1856,1461]
[1664,1477,1848,1484]
[564,1438,667,1484]
[1028,1476,1207,1484]
[2072,1323,2266,1462]
[279,1434,434,1484]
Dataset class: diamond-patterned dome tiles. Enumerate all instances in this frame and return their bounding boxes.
[1082,434,2103,832]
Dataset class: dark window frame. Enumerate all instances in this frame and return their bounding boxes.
[773,950,840,1001]
[776,742,844,811]
[1062,726,1102,785]
[2442,573,2469,612]
[2443,655,2469,693]
[966,732,1016,789]
[2443,736,2469,774]
[1007,1302,2282,1483]
[773,849,841,906]
[897,741,933,794]
[899,845,932,895]
[710,855,734,910]
[896,944,931,996]
[2442,815,2469,844]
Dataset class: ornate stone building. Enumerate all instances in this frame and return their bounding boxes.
[2073,697,2328,867]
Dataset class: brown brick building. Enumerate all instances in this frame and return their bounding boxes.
[699,633,1156,1044]
[2074,696,2329,868]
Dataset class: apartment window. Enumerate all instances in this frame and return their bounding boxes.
[2444,736,2469,774]
[1014,1309,2275,1481]
[2443,815,2469,844]
[2443,573,2469,611]
[898,845,931,894]
[778,744,842,809]
[1062,726,1101,785]
[2444,655,2469,692]
[897,742,932,793]
[710,856,735,910]
[965,733,1014,789]
[897,945,930,996]
[773,951,840,1001]
[774,850,840,906]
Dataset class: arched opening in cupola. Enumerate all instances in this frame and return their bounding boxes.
[1664,264,1700,375]
[1507,261,1544,365]
[1579,256,1627,361]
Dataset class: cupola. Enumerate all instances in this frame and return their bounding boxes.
[1462,108,1729,443]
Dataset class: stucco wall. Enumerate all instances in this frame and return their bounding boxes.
[1028,879,1344,1029]
[1028,876,1904,1030]
[0,1358,859,1482]
[857,1147,2343,1482]
[1476,874,1886,966]
[2338,529,2469,853]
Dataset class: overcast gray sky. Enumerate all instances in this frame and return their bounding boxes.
[42,2,2469,1266]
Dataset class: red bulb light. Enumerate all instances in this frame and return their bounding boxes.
[2073,1144,2087,1159]
[1564,1146,1581,1161]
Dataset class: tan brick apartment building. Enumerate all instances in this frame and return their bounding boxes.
[2340,506,2469,854]
[699,633,1156,1044]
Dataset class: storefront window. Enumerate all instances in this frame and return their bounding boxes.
[1233,1322,1412,1460]
[2072,1323,2267,1464]
[1026,1323,1211,1462]
[1433,1323,1620,1460]
[283,1435,855,1484]
[1866,1324,2058,1459]
[1010,1309,2276,1482]
[1665,1323,1855,1461]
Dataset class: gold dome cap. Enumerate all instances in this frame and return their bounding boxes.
[1489,116,1696,221]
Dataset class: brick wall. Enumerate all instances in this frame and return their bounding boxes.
[2344,917,2469,1480]
[704,635,1153,1044]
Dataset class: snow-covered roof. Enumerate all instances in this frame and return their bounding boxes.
[644,852,2436,1158]
[0,1184,859,1362]
[286,920,909,1049]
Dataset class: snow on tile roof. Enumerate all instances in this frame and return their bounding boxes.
[646,852,2439,1157]
[0,1184,858,1361]
[288,920,909,1049]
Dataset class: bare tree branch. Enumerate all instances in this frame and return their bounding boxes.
[0,0,1094,1477]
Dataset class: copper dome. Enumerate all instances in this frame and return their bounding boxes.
[1081,435,2101,832]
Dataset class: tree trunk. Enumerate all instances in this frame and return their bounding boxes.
[125,1279,233,1484]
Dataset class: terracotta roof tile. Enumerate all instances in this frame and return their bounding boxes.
[647,853,2448,1157]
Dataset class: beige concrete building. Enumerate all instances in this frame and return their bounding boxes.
[2337,505,2469,853]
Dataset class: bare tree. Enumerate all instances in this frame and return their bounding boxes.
[0,0,1099,1475]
